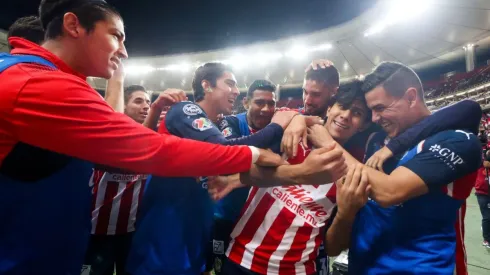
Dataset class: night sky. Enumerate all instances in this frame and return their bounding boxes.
[1,0,376,56]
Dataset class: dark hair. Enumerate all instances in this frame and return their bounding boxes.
[305,66,340,87]
[8,16,45,50]
[192,62,232,102]
[124,85,147,104]
[329,79,372,123]
[362,61,424,100]
[39,0,121,40]
[247,79,276,99]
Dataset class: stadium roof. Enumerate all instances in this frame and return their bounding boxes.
[0,0,489,93]
[106,0,490,94]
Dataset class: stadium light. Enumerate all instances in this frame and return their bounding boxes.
[223,54,248,70]
[364,0,433,37]
[252,52,283,66]
[285,45,309,60]
[164,63,191,73]
[125,65,156,75]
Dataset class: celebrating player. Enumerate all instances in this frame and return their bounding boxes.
[0,0,284,274]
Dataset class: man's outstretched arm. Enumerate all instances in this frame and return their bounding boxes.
[239,144,347,187]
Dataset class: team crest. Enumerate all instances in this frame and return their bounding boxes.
[192,118,213,131]
[219,119,229,129]
[222,127,232,137]
[213,239,225,255]
[183,104,203,116]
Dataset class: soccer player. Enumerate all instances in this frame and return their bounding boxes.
[126,63,339,275]
[219,82,482,275]
[210,79,285,274]
[7,16,44,50]
[0,0,285,274]
[314,62,481,274]
[222,80,371,275]
[85,85,176,275]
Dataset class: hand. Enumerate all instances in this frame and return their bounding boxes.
[305,59,334,72]
[307,124,334,148]
[281,115,307,158]
[271,111,299,129]
[305,116,324,127]
[156,110,167,130]
[484,160,490,169]
[297,143,347,185]
[365,146,393,172]
[152,89,188,110]
[111,62,125,81]
[208,174,242,201]
[256,148,288,167]
[336,164,370,222]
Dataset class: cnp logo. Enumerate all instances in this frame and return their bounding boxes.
[429,144,464,167]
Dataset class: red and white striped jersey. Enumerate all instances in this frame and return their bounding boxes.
[90,170,148,235]
[227,143,336,275]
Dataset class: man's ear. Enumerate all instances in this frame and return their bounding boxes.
[405,87,418,108]
[242,97,249,110]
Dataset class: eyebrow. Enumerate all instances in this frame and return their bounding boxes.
[225,79,237,86]
[111,28,125,41]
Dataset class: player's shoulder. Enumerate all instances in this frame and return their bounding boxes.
[425,129,479,145]
[422,129,482,158]
[22,67,102,101]
[167,101,204,116]
[220,115,239,129]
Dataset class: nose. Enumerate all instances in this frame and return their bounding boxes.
[304,95,312,105]
[339,109,351,122]
[232,86,239,96]
[117,42,129,60]
[261,104,271,113]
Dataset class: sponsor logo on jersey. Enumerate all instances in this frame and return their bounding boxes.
[197,176,208,189]
[222,127,232,137]
[213,239,225,255]
[219,119,229,129]
[183,104,203,116]
[192,117,213,131]
[428,144,464,168]
[111,174,148,182]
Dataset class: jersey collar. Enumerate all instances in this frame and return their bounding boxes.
[9,37,87,81]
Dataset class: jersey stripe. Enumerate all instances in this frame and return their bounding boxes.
[94,181,118,234]
[228,192,276,265]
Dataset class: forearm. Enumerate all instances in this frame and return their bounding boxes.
[143,106,163,130]
[104,78,124,113]
[207,123,283,148]
[325,215,355,256]
[316,140,395,204]
[386,100,482,155]
[239,164,303,187]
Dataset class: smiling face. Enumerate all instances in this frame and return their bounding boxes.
[207,71,240,115]
[75,13,128,79]
[325,99,369,144]
[124,90,150,123]
[245,89,276,130]
[365,85,412,138]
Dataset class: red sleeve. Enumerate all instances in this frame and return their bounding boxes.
[9,74,252,177]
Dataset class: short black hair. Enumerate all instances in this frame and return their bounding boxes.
[304,66,340,87]
[247,79,276,99]
[7,16,45,50]
[39,0,121,40]
[329,79,371,123]
[124,85,147,104]
[362,61,424,100]
[192,62,232,102]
